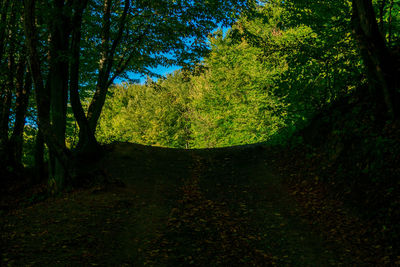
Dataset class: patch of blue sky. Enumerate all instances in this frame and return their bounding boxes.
[116,26,230,85]
[119,65,181,85]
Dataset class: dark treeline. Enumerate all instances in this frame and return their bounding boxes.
[0,0,399,192]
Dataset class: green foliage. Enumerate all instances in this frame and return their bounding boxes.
[252,1,361,117]
[97,48,287,148]
[78,0,253,85]
[97,74,192,148]
[22,126,37,167]
[97,1,366,148]
[189,30,287,147]
[372,0,400,46]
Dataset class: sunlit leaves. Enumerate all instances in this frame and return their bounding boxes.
[97,74,192,148]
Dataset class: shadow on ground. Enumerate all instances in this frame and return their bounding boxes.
[1,142,364,266]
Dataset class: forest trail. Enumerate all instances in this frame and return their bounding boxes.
[2,143,362,266]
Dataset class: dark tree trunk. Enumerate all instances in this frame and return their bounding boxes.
[46,0,72,188]
[86,0,112,135]
[85,0,130,138]
[0,87,12,173]
[0,0,17,175]
[69,0,100,154]
[0,0,10,144]
[24,0,72,191]
[34,129,45,183]
[352,0,400,119]
[10,60,31,168]
[0,0,10,62]
[0,85,12,154]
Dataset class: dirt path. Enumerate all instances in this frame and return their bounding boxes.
[1,143,360,266]
[141,148,345,266]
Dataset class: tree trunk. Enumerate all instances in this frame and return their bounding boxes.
[46,0,71,189]
[0,85,12,161]
[0,0,10,132]
[85,0,130,137]
[0,88,12,173]
[0,0,10,62]
[86,0,112,135]
[34,129,45,183]
[69,0,100,154]
[352,0,400,119]
[9,58,31,168]
[0,0,17,175]
[24,0,72,191]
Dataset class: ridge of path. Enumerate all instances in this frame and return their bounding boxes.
[2,143,356,266]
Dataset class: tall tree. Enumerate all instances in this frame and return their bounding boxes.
[74,0,253,152]
[0,0,14,169]
[9,54,32,168]
[24,0,73,189]
[23,0,252,190]
[0,0,33,181]
[352,0,400,119]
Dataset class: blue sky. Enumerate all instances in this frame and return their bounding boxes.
[126,64,181,84]
[119,27,230,84]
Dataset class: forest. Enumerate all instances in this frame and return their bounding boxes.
[1,0,400,265]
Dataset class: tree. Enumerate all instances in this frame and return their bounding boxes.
[74,0,253,151]
[97,75,193,148]
[24,0,73,189]
[189,29,287,147]
[96,0,367,148]
[22,0,252,190]
[352,0,400,119]
[0,0,32,181]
